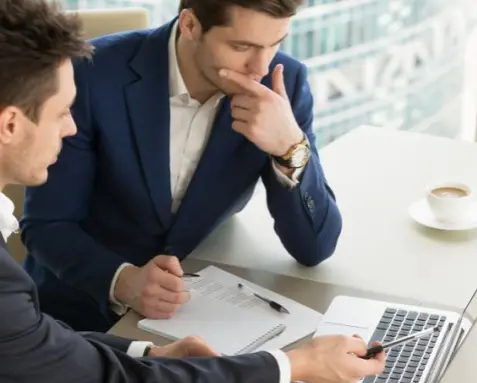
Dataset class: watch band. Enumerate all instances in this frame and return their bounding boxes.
[143,344,153,357]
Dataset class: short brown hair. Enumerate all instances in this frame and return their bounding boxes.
[0,0,92,123]
[178,0,304,33]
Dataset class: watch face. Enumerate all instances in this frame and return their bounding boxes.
[290,146,310,167]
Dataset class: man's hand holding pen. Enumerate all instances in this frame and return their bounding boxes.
[114,255,191,319]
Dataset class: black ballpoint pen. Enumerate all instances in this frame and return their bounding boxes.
[238,283,290,314]
[182,273,200,278]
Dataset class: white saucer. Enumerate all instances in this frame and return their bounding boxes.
[408,199,477,231]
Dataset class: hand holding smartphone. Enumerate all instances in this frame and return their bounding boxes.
[361,326,439,359]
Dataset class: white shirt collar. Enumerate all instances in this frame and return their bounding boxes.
[0,193,19,241]
[168,21,224,106]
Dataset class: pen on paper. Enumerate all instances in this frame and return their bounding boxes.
[182,273,200,278]
[237,283,290,314]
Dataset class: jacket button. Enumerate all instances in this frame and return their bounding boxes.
[307,198,315,214]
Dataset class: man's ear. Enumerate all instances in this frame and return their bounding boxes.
[0,107,21,145]
[178,9,203,42]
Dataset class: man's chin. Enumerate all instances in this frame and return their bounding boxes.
[24,171,49,187]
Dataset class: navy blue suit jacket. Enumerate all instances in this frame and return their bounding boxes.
[0,235,281,383]
[21,20,342,331]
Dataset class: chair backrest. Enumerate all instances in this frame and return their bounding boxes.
[67,7,150,40]
[4,7,150,263]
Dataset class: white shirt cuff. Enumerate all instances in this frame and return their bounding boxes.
[271,159,304,188]
[127,341,154,357]
[109,263,133,316]
[267,350,291,383]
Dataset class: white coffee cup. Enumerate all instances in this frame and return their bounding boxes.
[426,182,475,223]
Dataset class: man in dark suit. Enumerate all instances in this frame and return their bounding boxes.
[21,0,343,333]
[0,1,385,382]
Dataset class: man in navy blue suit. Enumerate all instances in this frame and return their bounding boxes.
[21,0,343,332]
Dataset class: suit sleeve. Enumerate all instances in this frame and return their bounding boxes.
[80,332,133,353]
[56,318,134,354]
[0,256,280,383]
[261,64,342,266]
[20,59,126,318]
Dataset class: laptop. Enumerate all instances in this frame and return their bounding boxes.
[314,288,477,383]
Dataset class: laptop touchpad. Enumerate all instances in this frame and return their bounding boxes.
[314,322,375,341]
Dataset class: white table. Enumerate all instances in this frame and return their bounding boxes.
[112,126,477,381]
[190,126,477,309]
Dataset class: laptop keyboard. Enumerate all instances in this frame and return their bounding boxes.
[362,308,446,383]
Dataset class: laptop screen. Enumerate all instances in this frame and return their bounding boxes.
[437,287,477,380]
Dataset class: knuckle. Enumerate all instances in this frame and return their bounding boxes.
[142,285,156,298]
[146,266,159,280]
[151,255,164,265]
[184,335,200,344]
[163,256,174,266]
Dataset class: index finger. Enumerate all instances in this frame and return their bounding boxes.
[346,336,368,356]
[152,255,183,277]
[219,69,268,97]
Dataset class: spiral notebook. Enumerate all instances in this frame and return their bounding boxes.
[138,290,286,355]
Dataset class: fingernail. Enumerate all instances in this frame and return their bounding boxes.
[219,69,227,78]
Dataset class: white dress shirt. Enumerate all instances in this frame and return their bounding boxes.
[0,193,153,358]
[0,192,19,241]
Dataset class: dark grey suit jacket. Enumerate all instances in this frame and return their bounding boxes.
[0,237,279,383]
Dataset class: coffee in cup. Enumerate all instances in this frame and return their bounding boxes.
[431,186,469,199]
[426,182,475,223]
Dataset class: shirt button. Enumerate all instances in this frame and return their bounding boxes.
[164,246,174,255]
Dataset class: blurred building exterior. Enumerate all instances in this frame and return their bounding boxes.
[62,0,477,147]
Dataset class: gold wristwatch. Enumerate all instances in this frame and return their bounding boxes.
[272,135,311,169]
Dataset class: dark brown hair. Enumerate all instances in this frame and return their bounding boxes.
[0,0,93,123]
[178,0,304,33]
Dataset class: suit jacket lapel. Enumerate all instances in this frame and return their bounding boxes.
[125,22,174,230]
